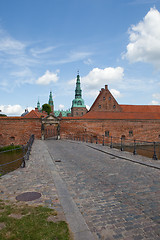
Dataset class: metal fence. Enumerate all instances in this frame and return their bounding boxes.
[65,134,160,160]
[0,134,34,175]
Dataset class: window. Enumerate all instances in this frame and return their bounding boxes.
[105,131,109,137]
[113,105,116,109]
[159,134,160,138]
[98,105,101,109]
[109,96,111,101]
[10,136,15,140]
[129,130,133,137]
[121,135,125,140]
[103,96,105,100]
[81,112,83,116]
[76,112,78,115]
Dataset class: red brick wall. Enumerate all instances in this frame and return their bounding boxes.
[71,107,87,117]
[1,116,160,147]
[0,117,41,147]
[90,85,122,112]
[60,118,160,143]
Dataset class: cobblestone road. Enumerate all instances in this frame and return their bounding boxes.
[46,139,160,240]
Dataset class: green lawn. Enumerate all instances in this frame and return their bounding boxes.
[0,200,71,240]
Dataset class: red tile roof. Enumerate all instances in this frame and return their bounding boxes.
[62,104,160,120]
[23,110,47,118]
[120,105,160,113]
[80,111,160,120]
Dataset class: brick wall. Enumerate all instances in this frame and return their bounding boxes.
[0,117,41,147]
[60,118,160,143]
[1,115,160,147]
[90,85,122,112]
[71,107,88,117]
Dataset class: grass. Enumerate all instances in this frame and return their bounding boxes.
[0,200,71,240]
[0,145,22,152]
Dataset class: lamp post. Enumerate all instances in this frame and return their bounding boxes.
[102,135,104,146]
[153,142,158,160]
[133,139,137,155]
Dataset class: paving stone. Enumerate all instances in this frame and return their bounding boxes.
[46,139,160,240]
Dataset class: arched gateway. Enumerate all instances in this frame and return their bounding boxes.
[41,114,60,140]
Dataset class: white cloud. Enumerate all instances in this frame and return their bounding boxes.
[110,89,122,98]
[28,107,34,112]
[81,67,124,91]
[83,58,93,65]
[152,93,160,100]
[124,7,160,69]
[68,67,124,98]
[151,100,159,105]
[0,105,34,116]
[58,104,65,110]
[36,70,59,85]
[0,37,25,54]
[86,105,90,110]
[49,51,92,65]
[0,104,24,116]
[68,67,124,100]
[30,46,56,57]
[84,89,99,98]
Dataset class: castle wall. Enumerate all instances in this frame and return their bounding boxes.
[0,117,41,147]
[71,107,87,117]
[60,118,160,143]
[0,116,160,147]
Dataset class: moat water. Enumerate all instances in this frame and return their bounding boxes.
[114,144,160,160]
[0,149,23,175]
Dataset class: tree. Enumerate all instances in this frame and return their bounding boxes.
[42,104,51,115]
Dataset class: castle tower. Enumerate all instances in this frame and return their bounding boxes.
[48,91,54,113]
[37,99,41,111]
[71,72,87,117]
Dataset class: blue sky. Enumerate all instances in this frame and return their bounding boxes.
[0,0,160,115]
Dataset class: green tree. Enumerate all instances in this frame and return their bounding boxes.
[42,103,51,115]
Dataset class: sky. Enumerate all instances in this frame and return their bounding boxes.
[0,0,160,116]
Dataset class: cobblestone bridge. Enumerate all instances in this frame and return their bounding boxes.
[0,139,160,240]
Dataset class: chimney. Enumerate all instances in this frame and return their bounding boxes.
[105,85,108,90]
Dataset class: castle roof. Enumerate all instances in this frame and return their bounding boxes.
[23,109,47,118]
[80,110,160,120]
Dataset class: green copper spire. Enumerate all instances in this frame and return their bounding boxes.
[48,91,53,106]
[37,98,41,111]
[75,73,82,99]
[48,91,54,113]
[72,73,86,108]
